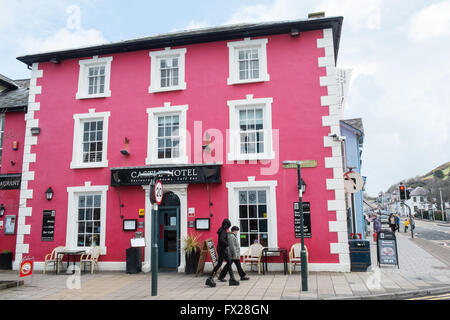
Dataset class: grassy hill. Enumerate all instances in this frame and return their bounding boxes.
[386,162,450,205]
[422,162,450,180]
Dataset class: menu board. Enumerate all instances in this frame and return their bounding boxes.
[378,239,398,265]
[294,202,311,238]
[196,238,218,276]
[41,210,55,241]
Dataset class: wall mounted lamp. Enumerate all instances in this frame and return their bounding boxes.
[120,137,130,156]
[45,187,54,201]
[300,178,307,194]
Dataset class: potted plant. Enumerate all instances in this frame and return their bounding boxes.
[183,232,201,274]
[0,250,13,270]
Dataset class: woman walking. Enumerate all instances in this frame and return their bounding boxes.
[205,219,239,287]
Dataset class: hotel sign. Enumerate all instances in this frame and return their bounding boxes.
[0,174,21,190]
[111,164,221,186]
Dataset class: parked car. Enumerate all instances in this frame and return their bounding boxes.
[380,215,389,224]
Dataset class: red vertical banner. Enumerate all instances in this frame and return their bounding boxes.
[19,257,34,277]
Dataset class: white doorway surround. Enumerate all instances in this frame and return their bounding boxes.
[142,184,187,272]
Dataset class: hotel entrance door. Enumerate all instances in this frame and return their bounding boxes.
[157,191,180,269]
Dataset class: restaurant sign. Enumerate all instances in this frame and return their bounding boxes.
[294,202,312,238]
[0,173,21,190]
[111,164,221,186]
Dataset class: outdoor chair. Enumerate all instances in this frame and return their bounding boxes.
[43,246,66,274]
[289,243,308,275]
[80,246,101,274]
[242,243,264,274]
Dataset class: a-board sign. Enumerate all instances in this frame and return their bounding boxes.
[294,202,311,238]
[196,238,219,276]
[377,230,399,267]
[41,210,55,241]
[19,256,34,278]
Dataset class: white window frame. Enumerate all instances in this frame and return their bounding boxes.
[146,104,188,165]
[76,56,113,99]
[66,183,108,254]
[227,38,269,85]
[227,95,275,161]
[70,110,110,169]
[149,48,187,93]
[227,179,278,254]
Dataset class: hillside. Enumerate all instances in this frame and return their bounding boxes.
[386,162,450,206]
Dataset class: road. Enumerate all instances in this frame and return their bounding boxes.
[413,219,450,246]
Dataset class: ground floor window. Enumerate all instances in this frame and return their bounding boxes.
[238,189,268,247]
[77,194,102,247]
[226,179,278,251]
[66,184,108,252]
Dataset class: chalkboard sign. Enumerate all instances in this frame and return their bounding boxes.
[41,210,55,241]
[196,238,219,276]
[294,202,311,238]
[377,230,399,268]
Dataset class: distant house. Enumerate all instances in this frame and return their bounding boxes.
[406,186,436,214]
[340,118,365,238]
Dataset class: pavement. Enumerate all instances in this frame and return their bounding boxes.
[1,232,449,300]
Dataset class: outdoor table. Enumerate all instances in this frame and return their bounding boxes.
[57,249,86,274]
[262,247,287,275]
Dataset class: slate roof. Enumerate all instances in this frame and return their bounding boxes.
[410,186,428,196]
[17,16,343,66]
[341,118,364,134]
[0,75,29,113]
[0,74,18,90]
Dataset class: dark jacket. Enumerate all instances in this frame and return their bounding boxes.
[216,219,231,253]
[374,218,382,233]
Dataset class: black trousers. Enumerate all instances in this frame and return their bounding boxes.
[211,250,235,279]
[218,258,246,280]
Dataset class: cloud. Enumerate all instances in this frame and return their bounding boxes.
[408,1,450,42]
[184,20,210,30]
[225,0,382,30]
[20,28,107,55]
[314,0,382,30]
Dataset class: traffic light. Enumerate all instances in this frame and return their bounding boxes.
[399,185,406,200]
[406,188,411,200]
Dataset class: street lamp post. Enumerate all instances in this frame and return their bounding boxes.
[284,161,308,291]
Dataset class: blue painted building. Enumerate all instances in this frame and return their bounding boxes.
[340,118,365,239]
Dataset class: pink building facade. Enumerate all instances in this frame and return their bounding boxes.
[0,76,28,262]
[14,17,350,272]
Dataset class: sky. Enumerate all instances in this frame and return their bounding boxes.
[0,0,449,196]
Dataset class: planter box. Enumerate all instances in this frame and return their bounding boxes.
[185,250,200,274]
[0,252,13,270]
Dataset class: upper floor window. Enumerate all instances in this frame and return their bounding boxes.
[157,114,180,159]
[227,95,275,161]
[0,114,4,167]
[227,38,269,85]
[146,104,188,165]
[149,48,187,93]
[71,110,110,169]
[76,56,113,99]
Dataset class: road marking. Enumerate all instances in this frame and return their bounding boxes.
[408,293,450,300]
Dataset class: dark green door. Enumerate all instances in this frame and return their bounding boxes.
[158,207,180,268]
